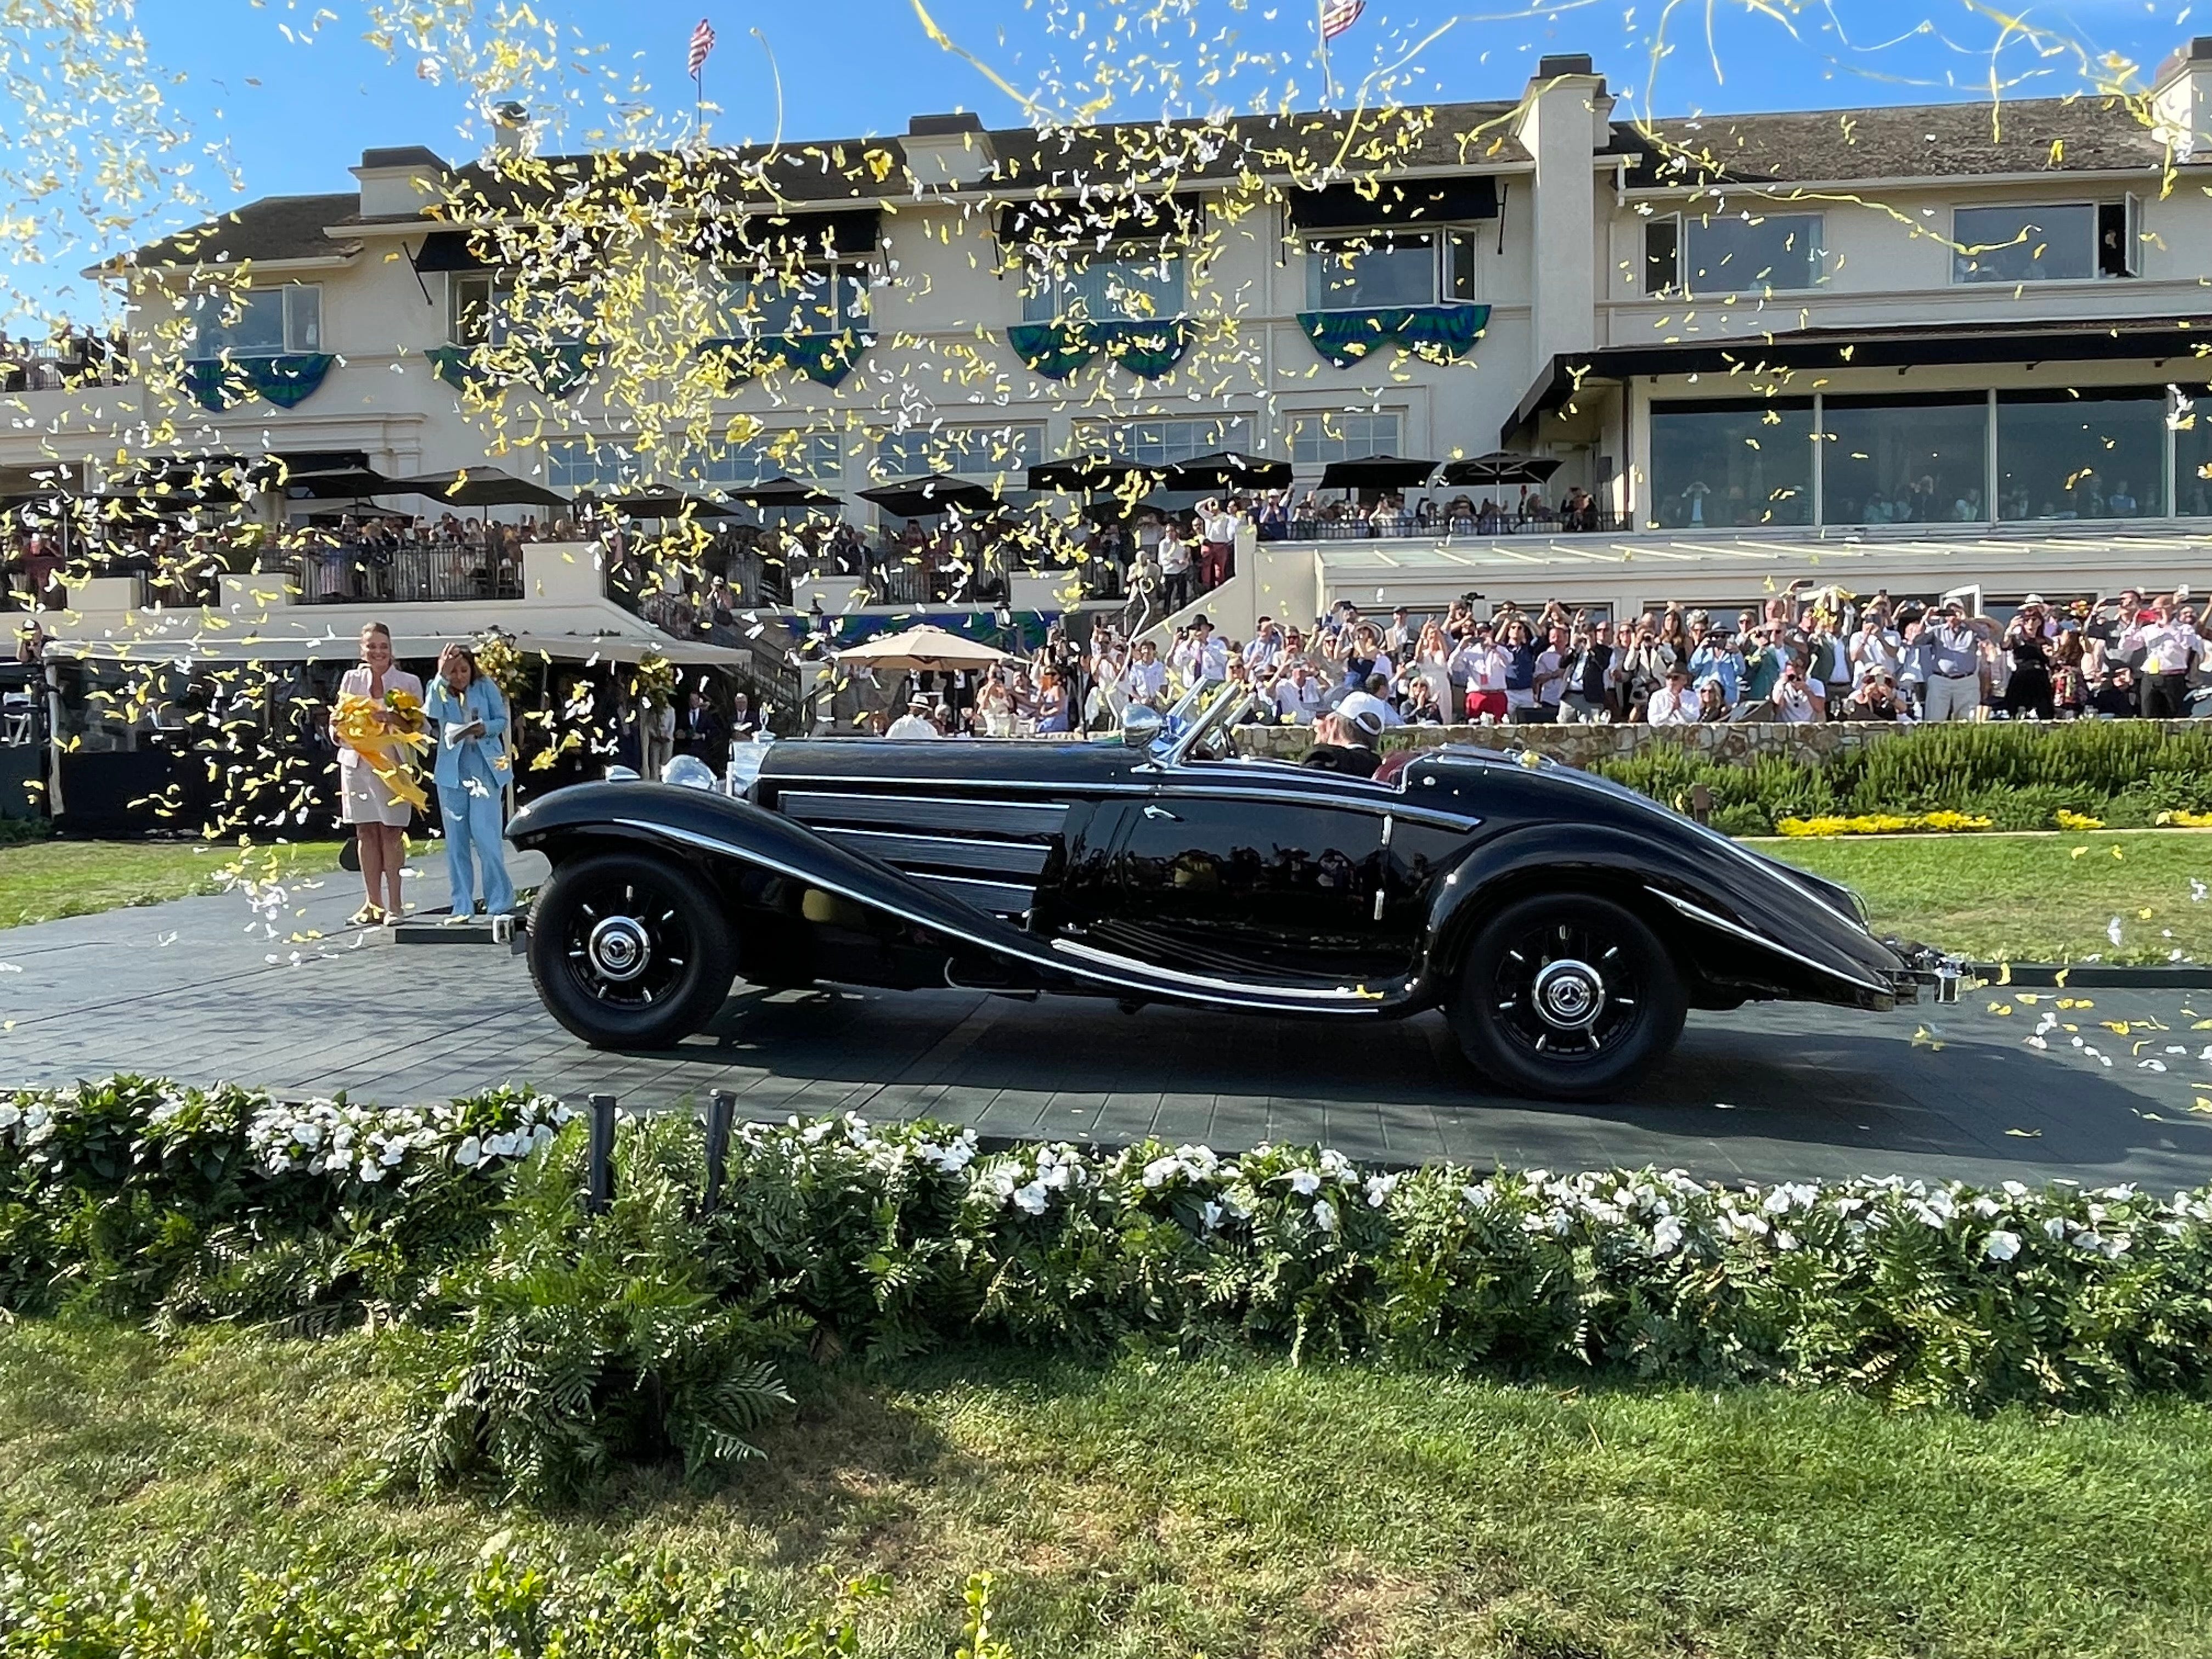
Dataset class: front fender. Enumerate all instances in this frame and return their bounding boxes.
[1420,821,1904,1008]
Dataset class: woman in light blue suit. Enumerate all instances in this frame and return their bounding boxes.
[424,643,516,921]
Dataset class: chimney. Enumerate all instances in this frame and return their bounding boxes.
[352,145,450,217]
[489,101,535,159]
[2154,37,2212,159]
[1515,56,1612,368]
[902,111,995,188]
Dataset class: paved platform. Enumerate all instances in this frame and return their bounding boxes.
[5,856,2212,1189]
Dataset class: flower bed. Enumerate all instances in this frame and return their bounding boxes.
[7,1077,2212,1500]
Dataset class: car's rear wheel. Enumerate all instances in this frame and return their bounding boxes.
[1449,893,1686,1101]
[527,850,736,1049]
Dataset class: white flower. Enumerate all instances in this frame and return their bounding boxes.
[1012,1181,1049,1215]
[1364,1172,1400,1209]
[1651,1215,1685,1255]
[455,1135,482,1169]
[1984,1229,2022,1262]
[1312,1199,1339,1233]
[1198,1200,1224,1233]
[1285,1169,1322,1197]
[0,1104,19,1131]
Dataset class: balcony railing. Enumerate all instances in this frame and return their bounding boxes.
[1279,511,1626,540]
[292,545,523,605]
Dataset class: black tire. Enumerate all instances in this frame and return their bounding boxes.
[1449,892,1687,1101]
[527,850,737,1049]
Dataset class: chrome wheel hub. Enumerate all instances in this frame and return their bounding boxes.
[586,915,652,983]
[1531,958,1604,1031]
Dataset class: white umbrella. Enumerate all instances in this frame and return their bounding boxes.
[833,623,1020,673]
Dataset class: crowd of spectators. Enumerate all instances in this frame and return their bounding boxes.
[1,326,130,393]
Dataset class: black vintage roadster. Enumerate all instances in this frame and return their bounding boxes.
[508,686,1962,1100]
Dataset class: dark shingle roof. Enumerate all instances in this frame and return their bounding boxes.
[1622,94,2171,188]
[128,191,360,268]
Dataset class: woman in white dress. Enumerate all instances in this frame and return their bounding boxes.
[333,621,424,926]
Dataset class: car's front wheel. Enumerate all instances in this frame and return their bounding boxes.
[1449,893,1686,1101]
[527,850,737,1049]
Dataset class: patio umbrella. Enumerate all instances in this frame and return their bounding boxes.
[1164,450,1293,490]
[281,467,397,500]
[834,623,1020,673]
[1028,455,1166,495]
[1319,454,1437,490]
[1438,451,1562,488]
[858,475,1005,518]
[386,466,568,508]
[721,476,839,509]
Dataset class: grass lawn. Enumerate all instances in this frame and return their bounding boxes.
[0,837,347,929]
[1,1323,2208,1658]
[1759,829,2212,964]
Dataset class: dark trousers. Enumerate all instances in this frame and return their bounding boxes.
[2145,672,2190,720]
[1162,571,1192,614]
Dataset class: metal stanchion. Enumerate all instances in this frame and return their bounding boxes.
[702,1088,735,1214]
[585,1092,616,1215]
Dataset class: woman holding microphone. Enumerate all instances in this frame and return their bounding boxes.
[423,641,515,922]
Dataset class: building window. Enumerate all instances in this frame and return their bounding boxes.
[1303,230,1479,310]
[875,423,1042,481]
[1288,410,1401,466]
[1643,217,1680,296]
[544,438,644,494]
[1819,394,1989,524]
[1951,204,2103,284]
[689,431,842,486]
[718,265,869,338]
[185,284,320,358]
[1647,399,1814,529]
[2174,390,2212,518]
[1996,390,2165,521]
[1021,250,1185,324]
[450,272,595,346]
[1684,212,1824,294]
[1071,416,1252,466]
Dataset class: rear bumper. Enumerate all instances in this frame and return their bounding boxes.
[1882,939,1978,1005]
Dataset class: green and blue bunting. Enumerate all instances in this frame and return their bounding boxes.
[1007,317,1195,381]
[696,330,873,388]
[425,341,599,398]
[178,352,335,411]
[1296,303,1489,367]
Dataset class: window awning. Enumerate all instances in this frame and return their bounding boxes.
[408,230,495,273]
[1505,313,2212,444]
[996,193,1205,246]
[1287,176,1499,231]
[689,206,881,262]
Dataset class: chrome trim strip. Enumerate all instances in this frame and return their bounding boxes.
[909,871,1038,913]
[1051,938,1386,1003]
[1649,887,1891,995]
[611,817,1386,1015]
[812,825,1053,876]
[768,772,1480,831]
[780,790,1068,836]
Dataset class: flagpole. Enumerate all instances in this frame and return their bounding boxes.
[1315,0,1337,109]
[693,65,704,142]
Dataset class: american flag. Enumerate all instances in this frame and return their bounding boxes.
[1320,0,1363,40]
[687,18,716,77]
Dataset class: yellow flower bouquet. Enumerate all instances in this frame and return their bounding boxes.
[334,687,431,811]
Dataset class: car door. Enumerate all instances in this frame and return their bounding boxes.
[1107,789,1418,983]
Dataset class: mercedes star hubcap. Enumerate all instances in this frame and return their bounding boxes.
[586,915,652,983]
[1531,958,1604,1031]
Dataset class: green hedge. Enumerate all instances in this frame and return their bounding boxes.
[8,1077,2212,1504]
[1583,721,2212,834]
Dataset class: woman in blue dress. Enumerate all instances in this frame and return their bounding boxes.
[424,642,516,922]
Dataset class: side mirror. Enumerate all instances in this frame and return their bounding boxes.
[1122,706,1164,749]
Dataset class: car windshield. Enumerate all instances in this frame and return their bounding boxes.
[1167,682,1255,763]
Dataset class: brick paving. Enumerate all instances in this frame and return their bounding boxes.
[4,851,2211,1188]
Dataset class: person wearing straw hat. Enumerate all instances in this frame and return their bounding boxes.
[885,697,940,739]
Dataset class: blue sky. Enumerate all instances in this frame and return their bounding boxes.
[11,0,2193,322]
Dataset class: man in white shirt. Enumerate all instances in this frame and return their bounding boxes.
[1198,498,1240,590]
[2121,597,2206,719]
[1645,664,1699,726]
[1123,640,1169,703]
[1244,618,1283,675]
[1773,663,1826,723]
[1270,661,1326,724]
[884,698,941,739]
[1531,624,1568,722]
[1187,616,1230,683]
[1158,525,1193,613]
[1449,627,1511,721]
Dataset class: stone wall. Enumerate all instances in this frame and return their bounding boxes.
[1231,718,2203,769]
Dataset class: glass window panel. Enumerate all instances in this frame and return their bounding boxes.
[1996,392,2165,521]
[1819,396,1989,524]
[284,286,321,352]
[1647,399,1814,529]
[1022,251,1184,323]
[544,439,643,493]
[1304,234,1438,310]
[1288,411,1401,466]
[688,431,840,485]
[1953,204,2096,284]
[876,424,1041,479]
[187,289,286,358]
[718,266,868,336]
[2173,390,2212,518]
[1681,212,1824,294]
[1070,416,1251,465]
